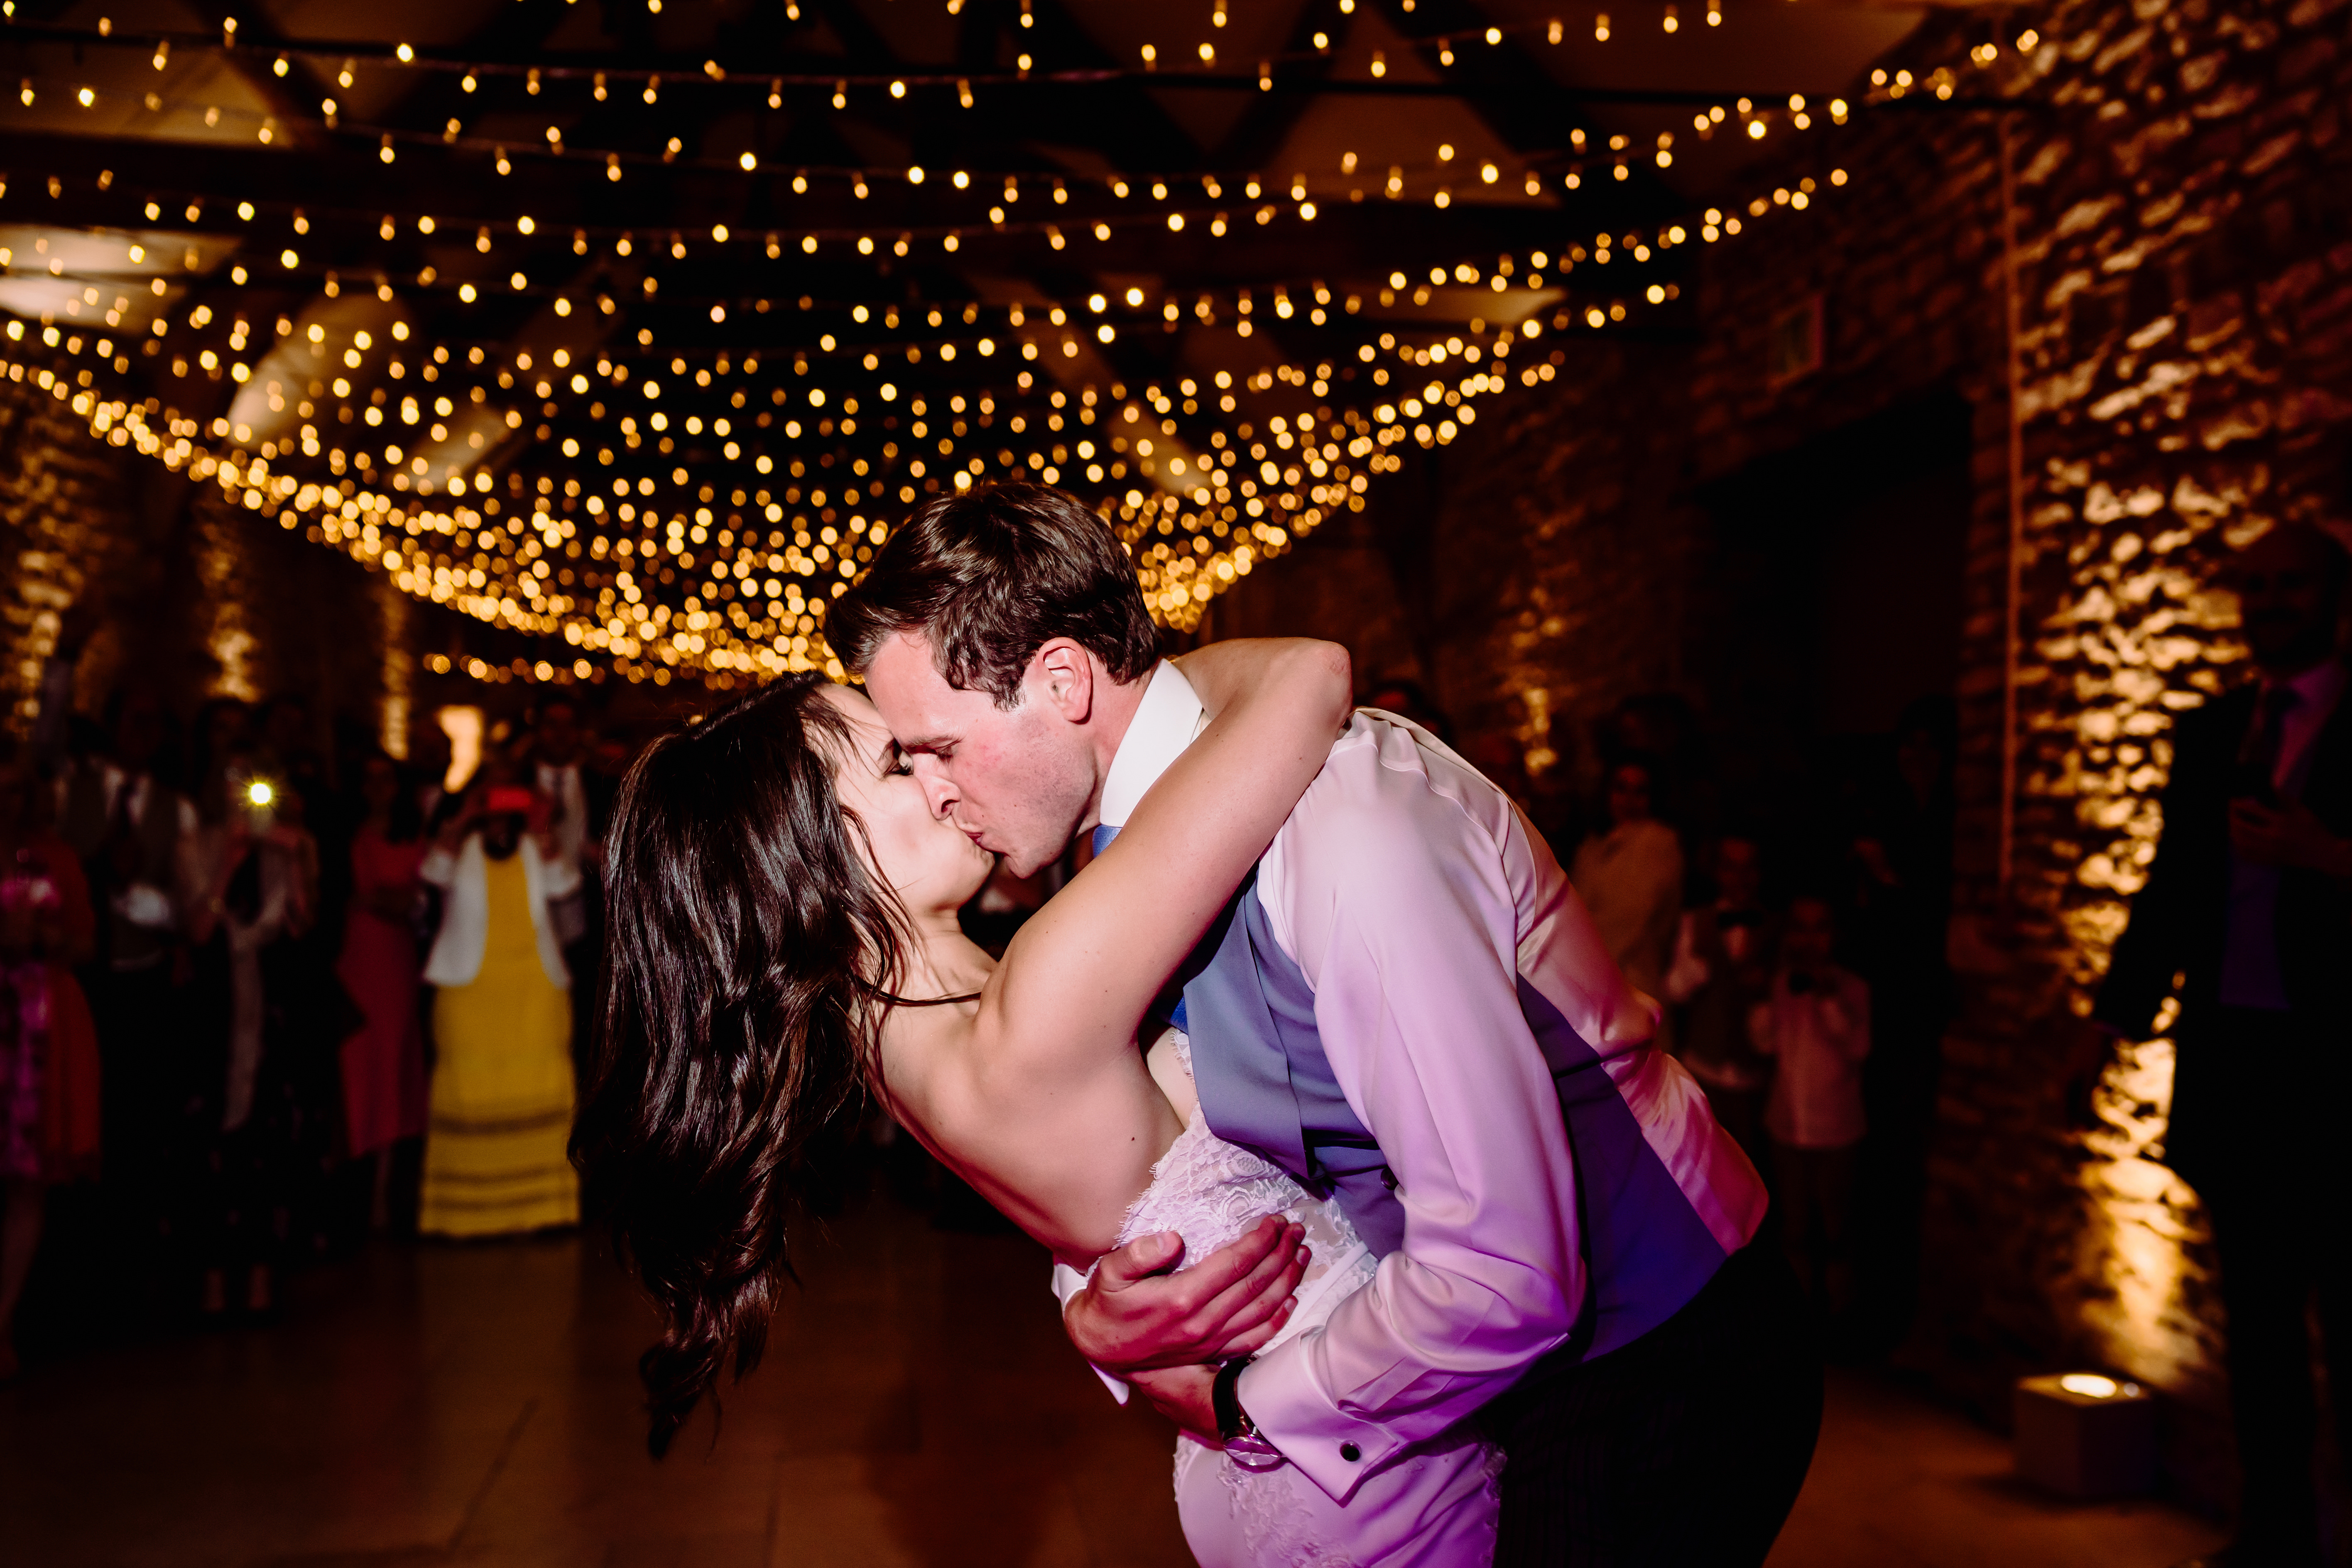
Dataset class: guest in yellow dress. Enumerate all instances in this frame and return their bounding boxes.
[417,759,581,1237]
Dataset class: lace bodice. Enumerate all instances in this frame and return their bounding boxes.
[1111,1033,1370,1356]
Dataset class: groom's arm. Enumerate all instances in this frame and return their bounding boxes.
[1071,747,1620,1485]
[1234,757,1614,1502]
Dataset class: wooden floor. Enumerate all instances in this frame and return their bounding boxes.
[1769,1372,2224,1568]
[1,1184,2226,1568]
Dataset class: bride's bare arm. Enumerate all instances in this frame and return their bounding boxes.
[967,638,1350,1097]
[1167,636,1340,726]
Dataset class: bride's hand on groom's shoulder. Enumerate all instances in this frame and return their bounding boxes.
[1063,1216,1308,1374]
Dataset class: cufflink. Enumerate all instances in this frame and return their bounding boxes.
[1340,1443,1361,1463]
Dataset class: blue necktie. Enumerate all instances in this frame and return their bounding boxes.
[1092,821,1188,1031]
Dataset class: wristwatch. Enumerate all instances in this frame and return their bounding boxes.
[1211,1355,1255,1443]
[1212,1355,1281,1461]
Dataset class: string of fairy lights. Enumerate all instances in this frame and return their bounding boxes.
[0,162,1855,687]
[1,0,2011,199]
[0,278,1572,682]
[4,2,1855,108]
[10,65,1835,200]
[9,150,1850,406]
[0,7,2035,685]
[5,149,1833,352]
[2,2,2024,101]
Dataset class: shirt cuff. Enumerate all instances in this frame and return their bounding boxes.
[1049,1261,1129,1406]
[1233,1333,1404,1504]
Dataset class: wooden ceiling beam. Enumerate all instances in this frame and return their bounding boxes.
[1205,0,1353,173]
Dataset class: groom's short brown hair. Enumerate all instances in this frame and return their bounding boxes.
[829,483,1159,706]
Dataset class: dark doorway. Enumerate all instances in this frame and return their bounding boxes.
[1690,387,1974,756]
[1679,387,1975,868]
[1687,387,1974,1356]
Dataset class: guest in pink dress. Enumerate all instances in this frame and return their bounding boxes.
[0,757,100,1379]
[336,753,427,1229]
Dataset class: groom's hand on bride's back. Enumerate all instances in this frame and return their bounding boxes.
[1064,1216,1308,1372]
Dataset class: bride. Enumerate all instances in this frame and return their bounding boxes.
[575,638,1501,1566]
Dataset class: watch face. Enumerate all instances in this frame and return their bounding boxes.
[1223,1432,1285,1470]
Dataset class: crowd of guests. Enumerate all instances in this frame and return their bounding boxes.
[1563,692,1958,1340]
[1337,677,1957,1340]
[0,627,628,1373]
[1367,677,1958,1344]
[0,639,1951,1374]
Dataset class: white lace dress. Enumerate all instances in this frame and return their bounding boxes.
[1107,1035,1501,1568]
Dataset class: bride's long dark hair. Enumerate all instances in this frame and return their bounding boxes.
[572,673,910,1456]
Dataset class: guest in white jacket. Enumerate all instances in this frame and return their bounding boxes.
[1749,893,1872,1316]
[417,755,581,1238]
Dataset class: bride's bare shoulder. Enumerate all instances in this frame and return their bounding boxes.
[873,997,978,1124]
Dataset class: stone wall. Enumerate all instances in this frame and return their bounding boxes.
[0,360,423,760]
[0,357,142,732]
[1940,0,2352,1505]
[1212,0,2352,1510]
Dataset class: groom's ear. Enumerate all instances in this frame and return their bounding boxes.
[1031,639,1096,727]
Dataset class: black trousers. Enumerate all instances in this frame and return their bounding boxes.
[1483,1239,1823,1567]
[2187,1008,2352,1560]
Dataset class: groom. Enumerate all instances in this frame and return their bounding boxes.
[833,484,1821,1563]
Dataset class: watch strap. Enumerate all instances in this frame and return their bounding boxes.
[1211,1354,1257,1444]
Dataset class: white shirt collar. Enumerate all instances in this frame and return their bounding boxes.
[1098,661,1205,830]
